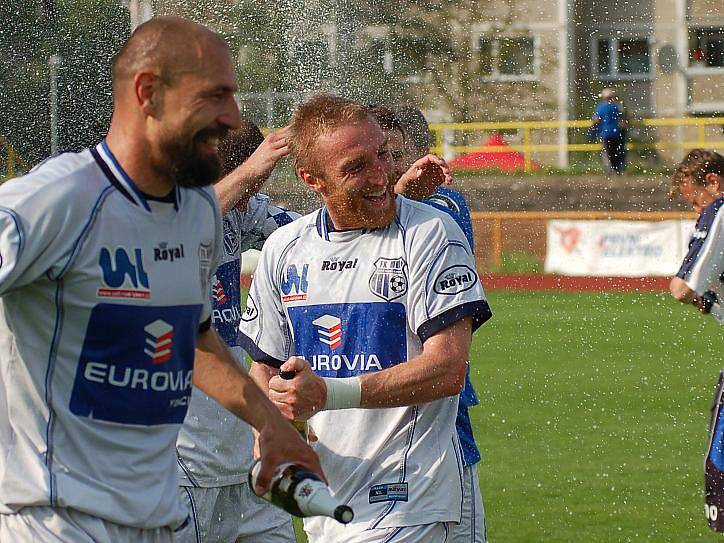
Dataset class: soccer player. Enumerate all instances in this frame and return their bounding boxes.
[668,149,724,532]
[669,149,724,322]
[241,94,493,542]
[389,105,488,542]
[176,121,300,543]
[0,17,321,542]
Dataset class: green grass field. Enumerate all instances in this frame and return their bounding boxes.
[290,291,723,542]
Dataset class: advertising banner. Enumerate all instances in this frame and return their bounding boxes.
[544,220,696,276]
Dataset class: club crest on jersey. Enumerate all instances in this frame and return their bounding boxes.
[313,314,342,349]
[97,246,150,299]
[369,257,407,301]
[144,320,173,364]
[281,264,309,302]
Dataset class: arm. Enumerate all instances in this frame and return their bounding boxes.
[394,154,453,201]
[669,276,698,304]
[214,127,289,214]
[193,327,324,491]
[266,317,472,420]
[669,276,713,314]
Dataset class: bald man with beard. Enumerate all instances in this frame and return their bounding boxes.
[0,16,321,543]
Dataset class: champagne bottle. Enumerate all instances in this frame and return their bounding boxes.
[279,370,309,438]
[249,461,354,524]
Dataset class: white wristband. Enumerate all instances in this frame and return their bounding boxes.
[322,377,362,410]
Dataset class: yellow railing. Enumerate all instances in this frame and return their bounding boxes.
[471,210,697,268]
[1,136,30,179]
[430,117,724,172]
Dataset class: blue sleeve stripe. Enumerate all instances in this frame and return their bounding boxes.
[237,332,285,368]
[55,187,114,280]
[417,300,493,344]
[0,206,25,272]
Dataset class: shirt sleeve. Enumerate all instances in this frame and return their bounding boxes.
[680,208,724,294]
[405,211,492,343]
[237,237,293,367]
[240,194,302,252]
[200,189,225,325]
[0,176,84,295]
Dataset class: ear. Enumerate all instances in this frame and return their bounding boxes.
[299,168,325,194]
[704,172,722,192]
[134,71,162,116]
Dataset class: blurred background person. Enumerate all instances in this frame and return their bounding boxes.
[592,88,627,175]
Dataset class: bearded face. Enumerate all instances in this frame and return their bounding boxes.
[153,124,228,188]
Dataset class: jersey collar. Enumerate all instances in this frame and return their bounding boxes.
[92,140,181,212]
[315,207,370,241]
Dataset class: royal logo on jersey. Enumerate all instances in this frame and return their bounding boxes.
[212,277,229,304]
[321,257,358,273]
[369,257,407,302]
[143,320,173,364]
[154,242,185,262]
[313,314,342,349]
[241,294,258,322]
[97,246,150,299]
[281,264,309,302]
[433,265,478,295]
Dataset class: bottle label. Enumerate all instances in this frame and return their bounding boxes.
[293,478,330,516]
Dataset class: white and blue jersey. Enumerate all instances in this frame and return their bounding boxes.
[425,187,482,466]
[176,195,300,487]
[676,196,724,323]
[239,196,492,535]
[0,142,222,529]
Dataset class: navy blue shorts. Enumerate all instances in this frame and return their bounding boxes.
[705,371,724,531]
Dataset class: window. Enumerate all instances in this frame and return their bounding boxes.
[593,37,650,79]
[477,35,537,80]
[689,27,724,68]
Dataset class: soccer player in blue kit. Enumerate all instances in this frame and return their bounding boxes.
[242,94,493,542]
[668,149,724,532]
[0,16,322,542]
[382,105,488,542]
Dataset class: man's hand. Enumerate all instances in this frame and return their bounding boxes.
[214,127,290,214]
[268,357,327,421]
[395,154,453,201]
[253,409,325,495]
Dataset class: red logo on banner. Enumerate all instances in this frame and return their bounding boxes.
[555,227,581,253]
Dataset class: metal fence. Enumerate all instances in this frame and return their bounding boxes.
[430,117,724,172]
[3,116,724,178]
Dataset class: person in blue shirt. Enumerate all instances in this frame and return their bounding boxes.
[592,87,627,175]
[375,105,489,543]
